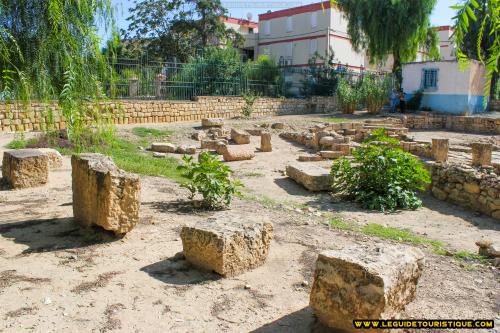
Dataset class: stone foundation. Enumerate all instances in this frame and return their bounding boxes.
[401,113,500,134]
[71,154,141,235]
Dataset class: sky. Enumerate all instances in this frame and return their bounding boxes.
[100,0,459,43]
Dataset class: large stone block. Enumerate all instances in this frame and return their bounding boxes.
[151,142,176,153]
[2,149,49,189]
[39,148,63,169]
[221,145,255,162]
[260,132,272,152]
[286,163,331,191]
[180,215,273,277]
[231,128,251,145]
[71,154,141,235]
[310,245,425,332]
[202,118,224,128]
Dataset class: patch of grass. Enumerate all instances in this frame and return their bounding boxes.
[325,117,353,123]
[243,193,307,210]
[453,250,487,263]
[242,171,265,178]
[361,224,445,253]
[6,137,38,149]
[132,127,173,139]
[329,216,354,230]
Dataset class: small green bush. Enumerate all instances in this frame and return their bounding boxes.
[336,78,361,114]
[331,133,430,212]
[365,128,400,146]
[178,152,242,209]
[360,75,392,114]
[242,91,259,117]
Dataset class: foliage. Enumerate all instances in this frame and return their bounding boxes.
[360,75,392,114]
[5,133,36,149]
[331,132,431,212]
[132,127,173,139]
[337,0,439,85]
[178,152,242,209]
[124,0,238,62]
[453,0,499,103]
[245,55,282,96]
[301,50,341,97]
[241,91,259,117]
[365,128,400,146]
[336,78,361,114]
[0,0,115,148]
[407,90,424,111]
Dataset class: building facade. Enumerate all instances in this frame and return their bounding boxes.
[256,1,366,70]
[436,26,456,61]
[221,16,259,60]
[402,60,487,114]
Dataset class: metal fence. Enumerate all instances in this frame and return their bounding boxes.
[104,58,391,100]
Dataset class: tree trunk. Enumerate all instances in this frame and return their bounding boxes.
[392,51,402,90]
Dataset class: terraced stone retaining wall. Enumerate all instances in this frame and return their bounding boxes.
[401,113,500,134]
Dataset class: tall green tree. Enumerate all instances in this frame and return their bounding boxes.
[125,0,240,62]
[453,0,499,100]
[0,0,115,144]
[337,0,440,84]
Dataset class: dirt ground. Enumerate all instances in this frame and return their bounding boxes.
[0,114,499,333]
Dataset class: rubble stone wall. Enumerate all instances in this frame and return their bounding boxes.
[402,113,500,134]
[429,162,500,221]
[0,96,335,132]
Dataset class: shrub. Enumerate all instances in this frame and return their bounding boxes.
[336,78,361,114]
[178,152,242,209]
[242,91,259,117]
[365,128,401,146]
[360,75,392,114]
[331,133,430,212]
[407,90,423,111]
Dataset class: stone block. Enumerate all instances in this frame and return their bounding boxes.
[246,128,264,136]
[286,163,332,191]
[310,244,425,332]
[472,143,492,167]
[202,118,224,128]
[431,138,449,163]
[320,151,345,159]
[2,149,49,189]
[231,128,251,145]
[71,154,141,235]
[298,155,325,162]
[151,142,176,153]
[191,131,206,141]
[39,148,63,169]
[221,145,255,162]
[176,145,197,155]
[260,132,272,152]
[271,122,285,130]
[201,139,228,150]
[180,215,273,277]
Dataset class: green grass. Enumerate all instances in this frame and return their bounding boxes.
[131,127,173,139]
[241,171,265,178]
[6,137,37,149]
[330,216,355,230]
[360,224,446,253]
[453,250,487,263]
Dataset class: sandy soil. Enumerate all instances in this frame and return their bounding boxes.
[0,114,499,333]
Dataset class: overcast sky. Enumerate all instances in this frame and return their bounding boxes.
[99,0,459,43]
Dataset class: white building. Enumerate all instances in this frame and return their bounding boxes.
[402,60,488,114]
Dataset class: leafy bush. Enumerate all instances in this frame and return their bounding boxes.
[407,90,423,110]
[360,75,392,114]
[242,91,259,117]
[331,133,430,212]
[178,152,242,209]
[336,78,361,114]
[365,128,400,146]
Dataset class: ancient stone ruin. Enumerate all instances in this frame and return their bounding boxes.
[71,154,141,235]
[310,244,425,331]
[2,149,49,189]
[180,215,273,277]
[286,163,332,192]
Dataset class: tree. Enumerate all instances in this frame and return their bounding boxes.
[453,0,499,100]
[0,0,115,145]
[125,0,240,62]
[337,0,440,85]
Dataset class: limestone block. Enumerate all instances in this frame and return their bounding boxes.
[2,149,49,189]
[71,154,141,235]
[176,145,197,155]
[319,136,335,149]
[260,132,272,152]
[310,245,425,332]
[472,143,492,166]
[431,139,449,162]
[202,118,224,128]
[191,131,207,141]
[180,215,273,277]
[286,163,332,192]
[221,145,255,162]
[298,155,325,162]
[37,148,63,169]
[151,143,176,153]
[320,151,345,159]
[231,128,251,145]
[271,122,285,130]
[201,139,228,150]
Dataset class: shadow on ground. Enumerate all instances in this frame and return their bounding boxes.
[250,307,343,333]
[0,217,118,254]
[141,253,220,285]
[143,200,214,217]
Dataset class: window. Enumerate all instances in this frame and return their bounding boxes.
[286,17,293,32]
[248,27,254,34]
[309,39,318,55]
[422,69,439,90]
[264,21,271,35]
[311,12,318,28]
[286,43,293,58]
[263,47,271,56]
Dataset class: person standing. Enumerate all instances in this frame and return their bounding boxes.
[390,89,399,113]
[399,89,406,113]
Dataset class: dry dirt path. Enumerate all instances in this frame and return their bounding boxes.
[0,115,499,332]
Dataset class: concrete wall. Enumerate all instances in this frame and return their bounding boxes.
[402,60,488,114]
[0,96,336,133]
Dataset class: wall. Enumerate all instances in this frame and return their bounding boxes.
[429,162,500,221]
[0,96,332,133]
[402,60,488,114]
[401,113,500,134]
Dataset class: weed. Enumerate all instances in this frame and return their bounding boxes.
[242,171,265,178]
[329,217,354,230]
[453,250,487,263]
[132,127,173,139]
